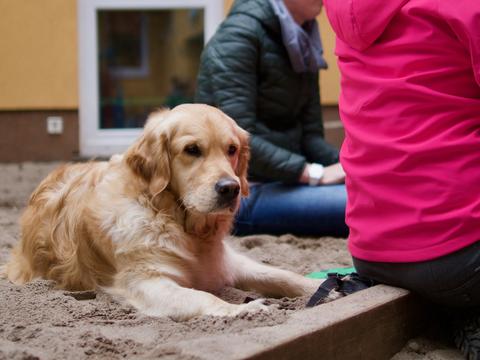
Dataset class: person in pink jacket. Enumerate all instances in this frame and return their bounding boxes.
[322,0,480,357]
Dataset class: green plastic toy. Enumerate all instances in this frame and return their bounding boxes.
[306,267,356,279]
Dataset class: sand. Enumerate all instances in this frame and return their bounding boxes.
[0,163,462,360]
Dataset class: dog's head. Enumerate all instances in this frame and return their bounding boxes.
[125,104,250,215]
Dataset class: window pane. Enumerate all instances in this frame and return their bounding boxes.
[97,9,204,129]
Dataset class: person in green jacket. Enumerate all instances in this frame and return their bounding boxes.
[195,0,348,237]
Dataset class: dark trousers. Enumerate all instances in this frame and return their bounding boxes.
[353,241,480,307]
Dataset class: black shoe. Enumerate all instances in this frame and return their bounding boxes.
[339,273,377,295]
[454,314,480,360]
[306,272,377,308]
[306,273,343,307]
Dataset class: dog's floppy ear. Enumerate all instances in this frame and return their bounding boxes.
[125,110,171,196]
[236,128,250,197]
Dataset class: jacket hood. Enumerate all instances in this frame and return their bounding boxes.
[229,0,280,34]
[323,0,409,51]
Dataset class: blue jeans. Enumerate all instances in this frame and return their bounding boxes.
[234,182,348,237]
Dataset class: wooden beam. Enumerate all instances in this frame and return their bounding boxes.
[166,285,428,360]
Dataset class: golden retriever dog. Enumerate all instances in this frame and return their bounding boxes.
[5,104,320,320]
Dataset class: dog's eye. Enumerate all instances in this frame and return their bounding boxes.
[184,144,202,157]
[228,145,237,156]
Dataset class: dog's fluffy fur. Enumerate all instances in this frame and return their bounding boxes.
[5,104,320,320]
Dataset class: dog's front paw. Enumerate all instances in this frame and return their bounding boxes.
[231,298,270,316]
[209,299,269,317]
[239,298,270,313]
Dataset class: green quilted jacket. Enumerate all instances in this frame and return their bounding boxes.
[195,0,339,183]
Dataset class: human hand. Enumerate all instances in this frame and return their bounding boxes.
[299,162,345,185]
[299,165,312,184]
[319,163,345,185]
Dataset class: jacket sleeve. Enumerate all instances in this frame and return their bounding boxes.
[300,73,340,165]
[441,2,480,87]
[195,14,307,183]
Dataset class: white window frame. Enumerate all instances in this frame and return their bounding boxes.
[108,13,150,79]
[78,0,224,158]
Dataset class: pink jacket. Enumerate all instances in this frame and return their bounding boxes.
[323,0,480,262]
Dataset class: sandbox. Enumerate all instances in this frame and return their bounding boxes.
[0,163,462,359]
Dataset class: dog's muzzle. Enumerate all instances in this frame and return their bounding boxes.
[215,177,240,209]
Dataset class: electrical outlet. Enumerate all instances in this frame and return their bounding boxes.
[46,116,64,135]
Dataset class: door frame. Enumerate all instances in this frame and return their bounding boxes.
[77,0,224,157]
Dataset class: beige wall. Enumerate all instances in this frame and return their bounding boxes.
[0,0,78,110]
[0,0,339,111]
[318,12,340,105]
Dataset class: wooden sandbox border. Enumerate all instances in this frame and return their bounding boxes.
[170,285,428,360]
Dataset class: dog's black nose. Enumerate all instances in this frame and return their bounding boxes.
[215,178,240,203]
